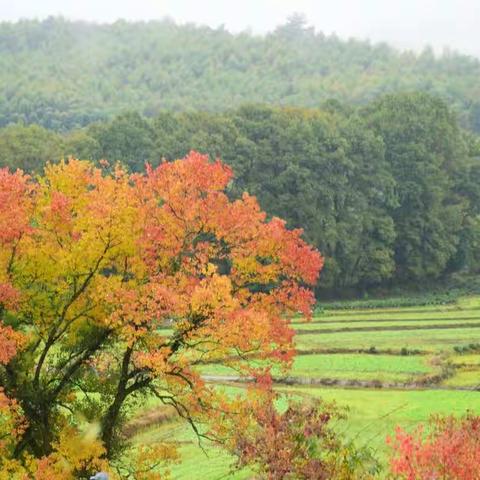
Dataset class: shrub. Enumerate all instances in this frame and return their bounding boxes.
[453,343,480,354]
[230,387,379,479]
[319,291,461,311]
[388,414,480,479]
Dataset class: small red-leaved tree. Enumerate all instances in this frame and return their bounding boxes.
[388,414,480,480]
[0,152,323,478]
[224,377,379,480]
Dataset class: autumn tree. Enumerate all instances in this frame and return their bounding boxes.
[228,382,378,480]
[388,414,480,480]
[0,152,322,478]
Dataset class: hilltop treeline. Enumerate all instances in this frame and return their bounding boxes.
[1,16,480,131]
[2,92,480,293]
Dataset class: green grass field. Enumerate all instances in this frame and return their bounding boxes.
[296,326,480,351]
[283,387,480,455]
[199,353,436,383]
[134,421,251,480]
[132,296,480,478]
[293,315,480,329]
[296,308,480,324]
[294,319,480,333]
[287,353,434,382]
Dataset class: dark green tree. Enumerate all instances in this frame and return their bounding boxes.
[364,93,466,281]
[0,123,63,172]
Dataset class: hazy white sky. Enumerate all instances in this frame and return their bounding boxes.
[1,0,480,56]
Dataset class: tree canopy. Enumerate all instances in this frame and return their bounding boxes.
[0,153,322,478]
[1,93,479,293]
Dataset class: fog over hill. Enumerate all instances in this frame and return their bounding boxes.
[1,13,480,131]
[3,0,480,58]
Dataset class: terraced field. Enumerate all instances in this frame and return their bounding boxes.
[199,353,436,384]
[296,326,480,352]
[133,296,480,478]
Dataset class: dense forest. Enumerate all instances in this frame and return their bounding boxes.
[1,16,480,131]
[2,92,480,294]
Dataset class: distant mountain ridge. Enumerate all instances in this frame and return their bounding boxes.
[0,16,480,131]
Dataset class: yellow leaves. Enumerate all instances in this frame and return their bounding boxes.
[23,426,109,480]
[41,158,95,199]
[54,425,107,471]
[232,254,280,285]
[118,443,180,480]
[190,274,237,317]
[0,249,13,285]
[29,158,142,282]
[0,388,26,457]
[232,255,258,277]
[134,346,171,376]
[0,458,31,480]
[203,261,217,276]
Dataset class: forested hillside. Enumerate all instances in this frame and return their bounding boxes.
[2,92,480,293]
[1,16,480,131]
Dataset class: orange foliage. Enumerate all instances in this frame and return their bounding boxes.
[388,414,480,480]
[0,152,323,477]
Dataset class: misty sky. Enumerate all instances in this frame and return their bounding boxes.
[2,0,480,57]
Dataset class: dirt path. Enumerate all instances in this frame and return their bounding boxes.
[294,322,480,335]
[201,374,480,391]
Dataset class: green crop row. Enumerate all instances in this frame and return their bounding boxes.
[318,291,462,311]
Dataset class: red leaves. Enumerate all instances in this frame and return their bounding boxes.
[0,168,31,367]
[0,283,20,310]
[388,414,480,480]
[47,190,73,223]
[0,168,33,245]
[266,217,323,286]
[146,151,234,197]
[104,282,181,343]
[0,284,24,365]
[139,150,323,318]
[231,387,341,480]
[0,325,23,365]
